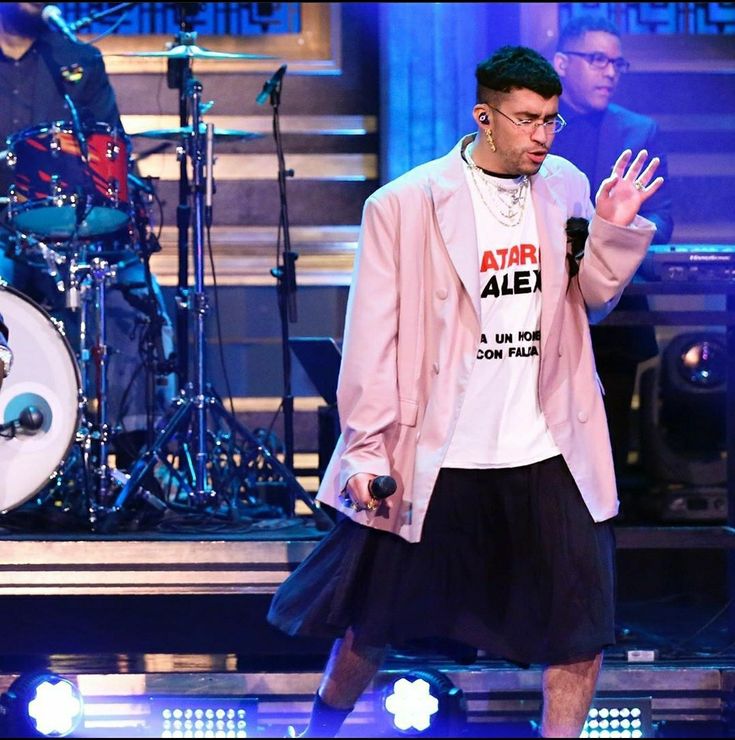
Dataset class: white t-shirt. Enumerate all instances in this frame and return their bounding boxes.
[443,157,560,468]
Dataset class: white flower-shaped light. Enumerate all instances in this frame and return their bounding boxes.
[27,678,83,736]
[384,677,439,732]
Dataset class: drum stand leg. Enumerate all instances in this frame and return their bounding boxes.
[96,74,332,534]
[68,256,122,527]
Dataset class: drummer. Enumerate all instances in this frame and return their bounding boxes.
[0,3,175,493]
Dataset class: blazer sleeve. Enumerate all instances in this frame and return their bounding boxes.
[335,194,400,490]
[578,214,657,324]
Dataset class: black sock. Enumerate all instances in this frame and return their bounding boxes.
[302,692,353,738]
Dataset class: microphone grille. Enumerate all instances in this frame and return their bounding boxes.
[41,5,63,21]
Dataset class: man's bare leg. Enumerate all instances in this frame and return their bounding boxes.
[540,652,603,738]
[299,628,387,737]
[320,627,387,707]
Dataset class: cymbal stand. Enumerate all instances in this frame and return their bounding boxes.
[167,8,199,391]
[97,73,211,523]
[100,74,334,532]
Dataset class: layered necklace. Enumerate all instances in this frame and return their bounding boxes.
[462,142,529,228]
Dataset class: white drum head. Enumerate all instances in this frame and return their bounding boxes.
[0,285,80,512]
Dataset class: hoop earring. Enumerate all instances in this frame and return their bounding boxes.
[485,128,496,153]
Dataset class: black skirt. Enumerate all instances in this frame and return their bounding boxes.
[267,455,616,667]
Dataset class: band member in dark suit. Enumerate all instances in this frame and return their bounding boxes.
[552,15,673,483]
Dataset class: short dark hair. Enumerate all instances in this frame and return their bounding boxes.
[475,45,562,102]
[557,15,621,51]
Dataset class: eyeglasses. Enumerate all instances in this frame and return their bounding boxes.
[561,50,631,74]
[486,105,567,135]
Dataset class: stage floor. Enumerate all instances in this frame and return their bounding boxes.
[0,511,734,737]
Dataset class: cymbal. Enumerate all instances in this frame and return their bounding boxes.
[131,127,264,142]
[107,44,275,61]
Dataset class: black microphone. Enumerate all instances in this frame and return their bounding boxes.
[255,64,287,106]
[41,5,79,43]
[369,475,397,500]
[0,406,45,437]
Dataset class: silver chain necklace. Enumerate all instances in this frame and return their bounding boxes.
[463,145,529,228]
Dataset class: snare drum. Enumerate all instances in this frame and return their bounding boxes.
[6,121,132,240]
[0,283,81,512]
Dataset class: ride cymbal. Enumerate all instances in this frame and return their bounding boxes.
[107,44,276,61]
[130,127,264,142]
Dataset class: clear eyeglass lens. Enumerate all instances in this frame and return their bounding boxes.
[518,118,565,134]
[591,53,629,72]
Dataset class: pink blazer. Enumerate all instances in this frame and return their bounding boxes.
[317,137,657,543]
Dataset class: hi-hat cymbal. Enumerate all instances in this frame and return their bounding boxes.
[107,44,275,61]
[131,127,264,142]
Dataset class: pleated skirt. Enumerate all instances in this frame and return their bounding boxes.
[267,455,617,667]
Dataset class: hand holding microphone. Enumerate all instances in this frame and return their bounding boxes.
[343,473,397,512]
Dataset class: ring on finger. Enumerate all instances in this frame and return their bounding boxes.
[365,499,377,512]
[634,180,645,192]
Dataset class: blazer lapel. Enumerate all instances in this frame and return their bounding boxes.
[429,140,481,324]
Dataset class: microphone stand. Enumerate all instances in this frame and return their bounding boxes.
[267,70,299,514]
[69,2,136,32]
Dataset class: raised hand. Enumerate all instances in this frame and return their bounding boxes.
[594,148,664,227]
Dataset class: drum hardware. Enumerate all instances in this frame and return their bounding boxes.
[97,64,332,533]
[54,255,120,521]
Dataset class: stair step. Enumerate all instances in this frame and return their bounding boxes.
[123,114,378,136]
[150,225,357,287]
[672,221,735,245]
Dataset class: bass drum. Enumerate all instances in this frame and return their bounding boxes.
[0,284,81,512]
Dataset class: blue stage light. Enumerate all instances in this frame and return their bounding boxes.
[380,668,466,737]
[0,671,84,737]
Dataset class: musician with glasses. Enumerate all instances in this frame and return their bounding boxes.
[552,15,673,499]
[267,45,662,738]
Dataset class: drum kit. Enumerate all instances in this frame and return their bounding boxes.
[0,32,330,532]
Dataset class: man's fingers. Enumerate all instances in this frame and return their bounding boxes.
[611,148,633,179]
[635,157,661,189]
[622,149,649,183]
[639,175,665,198]
[597,174,619,200]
